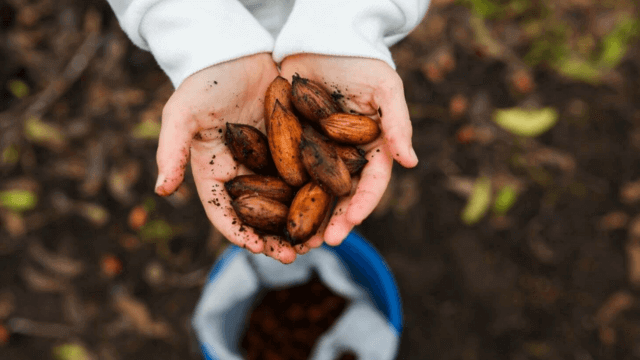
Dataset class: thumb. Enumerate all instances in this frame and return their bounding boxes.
[375,82,418,168]
[155,105,199,196]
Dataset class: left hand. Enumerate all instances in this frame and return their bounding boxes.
[279,54,419,252]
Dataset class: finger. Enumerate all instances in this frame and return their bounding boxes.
[346,144,393,225]
[322,194,355,247]
[298,233,326,254]
[263,235,297,264]
[155,104,200,196]
[374,84,419,168]
[190,135,265,254]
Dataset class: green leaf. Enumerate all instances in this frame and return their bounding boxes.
[139,219,173,242]
[78,203,110,227]
[493,185,518,215]
[53,343,89,360]
[458,0,501,18]
[523,24,570,68]
[599,17,640,68]
[8,79,29,99]
[493,107,558,137]
[0,189,37,212]
[1,144,20,165]
[469,16,504,58]
[24,116,66,147]
[461,177,492,225]
[143,196,156,213]
[555,56,602,84]
[131,119,161,140]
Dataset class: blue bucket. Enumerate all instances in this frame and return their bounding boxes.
[196,230,403,359]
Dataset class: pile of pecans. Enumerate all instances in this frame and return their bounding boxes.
[225,75,381,246]
[240,275,357,360]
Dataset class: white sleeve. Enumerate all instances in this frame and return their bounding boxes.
[272,0,431,69]
[106,0,276,88]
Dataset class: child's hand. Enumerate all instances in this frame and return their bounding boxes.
[156,53,298,264]
[279,54,419,249]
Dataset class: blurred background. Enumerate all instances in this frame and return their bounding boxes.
[1,0,640,359]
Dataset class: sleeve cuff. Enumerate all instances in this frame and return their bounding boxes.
[139,0,275,88]
[273,0,431,70]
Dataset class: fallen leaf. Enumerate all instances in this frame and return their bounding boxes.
[0,190,37,212]
[493,107,558,137]
[599,16,639,68]
[446,176,475,197]
[0,210,26,237]
[139,219,173,242]
[21,266,66,293]
[621,180,640,204]
[131,119,160,140]
[112,287,172,338]
[1,145,20,165]
[8,79,29,99]
[128,206,148,230]
[76,202,109,227]
[108,160,141,205]
[449,94,469,119]
[493,185,518,215]
[598,211,629,231]
[595,291,634,326]
[143,261,164,287]
[53,343,90,360]
[100,254,122,278]
[8,318,73,339]
[28,241,84,278]
[461,177,492,225]
[24,116,66,150]
[555,56,602,84]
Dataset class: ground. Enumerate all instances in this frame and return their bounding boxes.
[1,0,640,359]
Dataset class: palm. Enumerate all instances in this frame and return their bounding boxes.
[157,54,298,263]
[279,54,418,248]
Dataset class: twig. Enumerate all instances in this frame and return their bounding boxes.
[25,31,103,119]
[7,317,74,339]
[0,30,103,151]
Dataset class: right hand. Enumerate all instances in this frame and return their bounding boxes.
[155,53,299,264]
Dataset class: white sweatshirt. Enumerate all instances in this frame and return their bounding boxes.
[106,0,431,88]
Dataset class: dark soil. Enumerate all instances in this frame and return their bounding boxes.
[2,0,640,359]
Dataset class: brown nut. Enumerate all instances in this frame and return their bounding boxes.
[334,144,368,175]
[299,134,351,197]
[319,113,381,145]
[302,124,367,175]
[286,182,332,245]
[231,194,288,233]
[264,76,293,129]
[291,74,340,123]
[225,175,294,203]
[268,101,309,187]
[225,123,272,171]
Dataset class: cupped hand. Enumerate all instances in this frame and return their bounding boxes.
[156,53,298,264]
[279,54,419,252]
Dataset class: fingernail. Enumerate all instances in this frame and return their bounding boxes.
[154,174,165,193]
